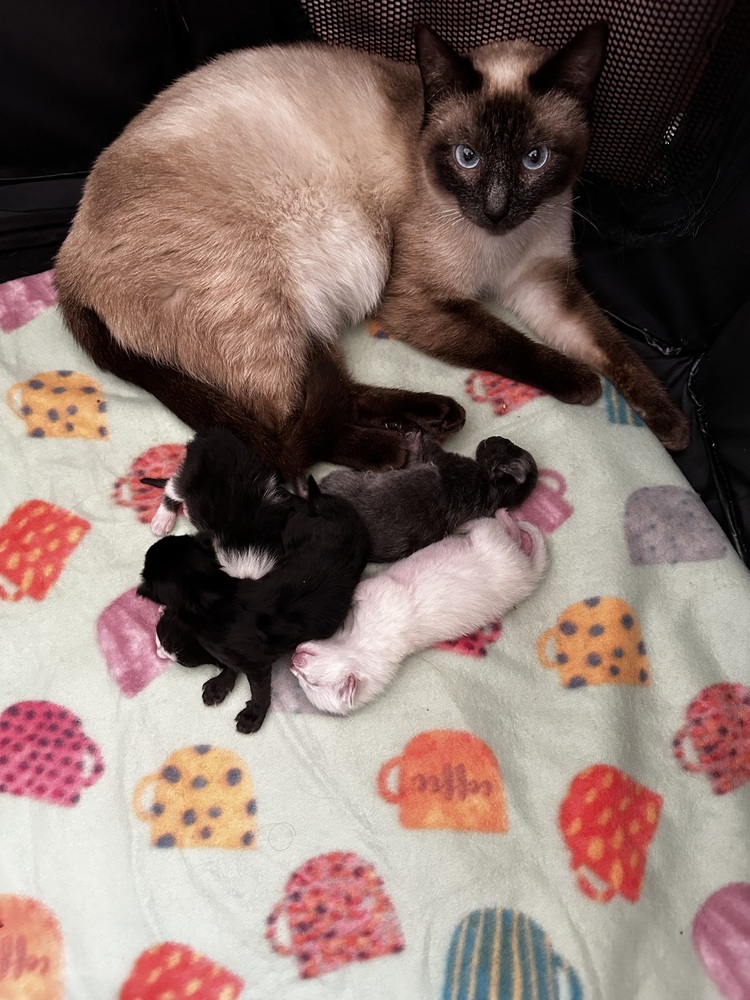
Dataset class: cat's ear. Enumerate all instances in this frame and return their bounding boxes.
[530,22,609,107]
[339,673,358,711]
[414,24,483,112]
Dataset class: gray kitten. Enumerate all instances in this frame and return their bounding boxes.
[318,433,537,562]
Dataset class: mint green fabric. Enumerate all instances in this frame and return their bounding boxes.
[1,272,749,1000]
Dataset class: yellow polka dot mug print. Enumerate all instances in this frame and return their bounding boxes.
[133,745,258,849]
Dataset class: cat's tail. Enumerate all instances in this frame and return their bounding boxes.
[55,285,300,474]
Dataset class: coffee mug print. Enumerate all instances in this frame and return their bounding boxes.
[692,882,750,1000]
[112,443,187,525]
[673,683,750,795]
[435,622,502,657]
[0,270,57,333]
[377,730,507,833]
[0,701,104,807]
[538,597,650,689]
[0,500,90,602]
[442,909,583,1000]
[119,942,243,1000]
[266,851,404,979]
[559,765,661,904]
[625,486,727,565]
[97,588,170,697]
[515,470,573,535]
[133,745,258,848]
[465,371,545,416]
[8,370,108,439]
[0,895,64,1000]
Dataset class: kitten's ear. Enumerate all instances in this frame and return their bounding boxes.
[306,475,322,512]
[339,673,358,711]
[414,24,483,112]
[530,22,609,107]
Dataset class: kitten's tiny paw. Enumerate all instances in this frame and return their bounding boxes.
[235,704,268,734]
[150,506,177,537]
[202,673,235,706]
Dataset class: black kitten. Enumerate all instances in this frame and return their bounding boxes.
[143,426,299,579]
[137,479,370,733]
[317,433,537,562]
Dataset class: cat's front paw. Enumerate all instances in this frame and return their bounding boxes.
[235,702,269,734]
[646,407,690,452]
[202,671,236,706]
[549,363,602,405]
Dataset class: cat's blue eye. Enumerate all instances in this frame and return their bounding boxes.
[522,145,549,170]
[454,144,480,169]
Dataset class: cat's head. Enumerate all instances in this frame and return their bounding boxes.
[415,22,608,233]
[290,640,362,715]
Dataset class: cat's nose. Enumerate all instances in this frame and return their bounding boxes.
[484,185,509,225]
[484,204,509,225]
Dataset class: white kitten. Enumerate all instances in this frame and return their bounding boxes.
[291,510,547,714]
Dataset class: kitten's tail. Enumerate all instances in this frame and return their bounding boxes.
[55,285,307,476]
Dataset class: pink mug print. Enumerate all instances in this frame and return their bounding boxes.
[465,370,545,416]
[0,701,104,807]
[515,469,573,535]
[692,883,750,1000]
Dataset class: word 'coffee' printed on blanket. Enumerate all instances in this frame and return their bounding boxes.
[377,730,507,833]
[0,895,64,999]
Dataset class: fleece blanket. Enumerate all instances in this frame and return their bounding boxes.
[1,271,750,1000]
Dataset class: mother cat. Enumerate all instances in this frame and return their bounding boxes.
[55,23,688,476]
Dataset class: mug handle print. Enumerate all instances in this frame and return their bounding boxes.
[132,773,159,822]
[576,871,616,903]
[537,629,559,670]
[552,953,583,1000]
[377,756,404,804]
[265,900,294,956]
[672,724,703,773]
[539,469,566,496]
[80,741,104,788]
[464,371,490,404]
[6,382,26,419]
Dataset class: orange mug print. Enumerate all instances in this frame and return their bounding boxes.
[133,745,258,849]
[515,469,573,535]
[0,501,90,602]
[377,730,507,832]
[538,596,651,689]
[559,765,662,904]
[7,370,108,440]
[0,895,64,999]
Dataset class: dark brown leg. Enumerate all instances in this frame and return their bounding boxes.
[379,293,602,405]
[504,261,690,451]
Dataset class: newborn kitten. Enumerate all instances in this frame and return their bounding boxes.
[291,510,547,714]
[318,433,537,561]
[143,426,298,579]
[137,478,370,733]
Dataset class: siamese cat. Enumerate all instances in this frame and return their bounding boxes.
[55,23,689,477]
